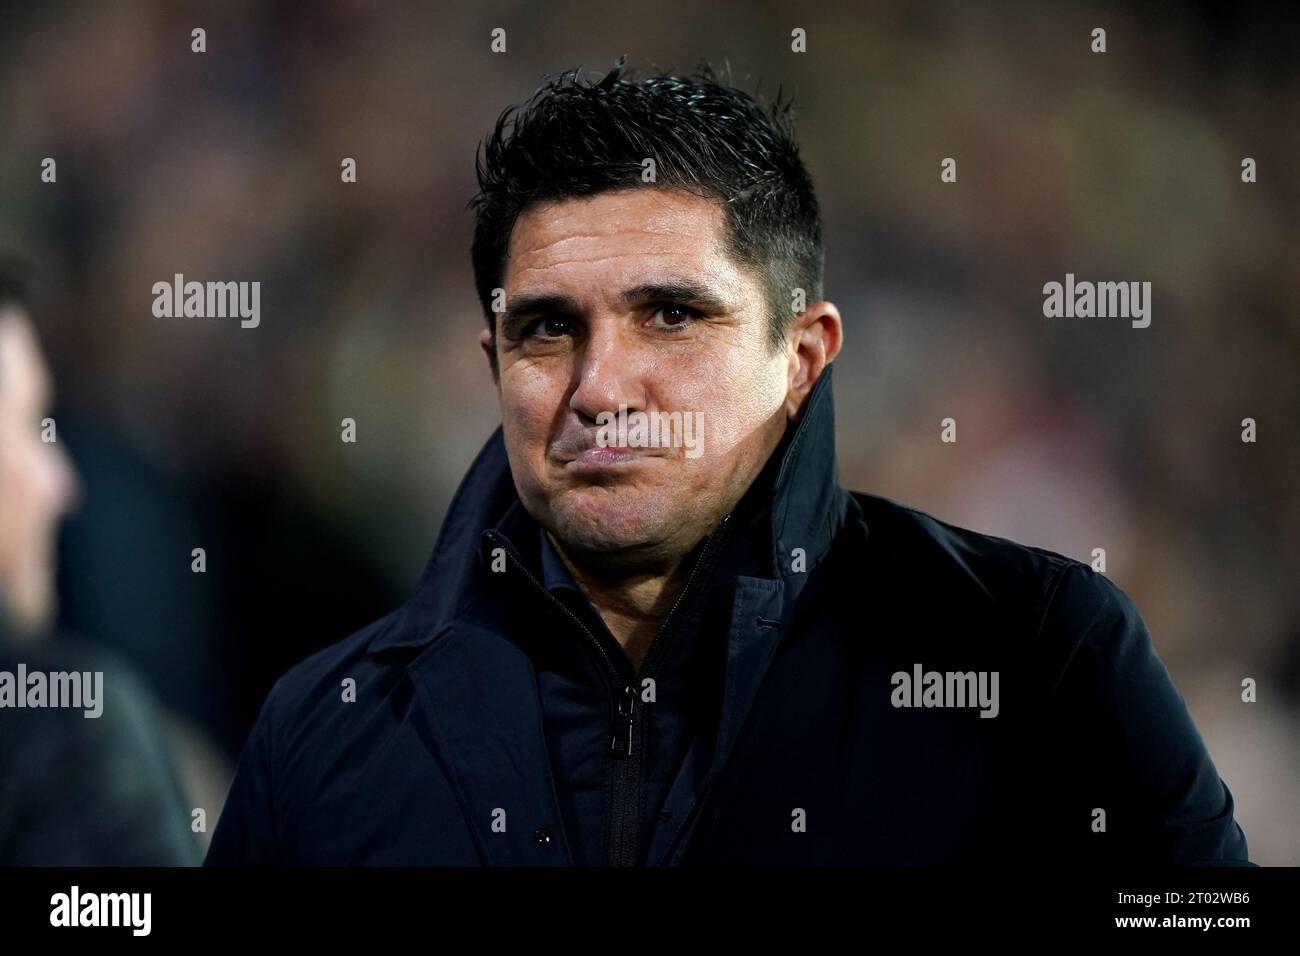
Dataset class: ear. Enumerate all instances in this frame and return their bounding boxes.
[480,327,499,385]
[784,300,843,421]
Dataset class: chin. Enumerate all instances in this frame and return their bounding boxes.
[548,491,679,557]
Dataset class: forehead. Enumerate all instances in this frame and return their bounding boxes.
[504,188,742,294]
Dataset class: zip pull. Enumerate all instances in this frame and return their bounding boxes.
[610,684,636,758]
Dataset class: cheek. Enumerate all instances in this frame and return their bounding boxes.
[672,349,785,453]
[501,359,552,417]
[499,366,566,477]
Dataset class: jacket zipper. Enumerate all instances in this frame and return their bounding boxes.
[608,513,734,866]
[487,514,734,867]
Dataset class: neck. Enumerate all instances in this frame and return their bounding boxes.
[546,528,712,671]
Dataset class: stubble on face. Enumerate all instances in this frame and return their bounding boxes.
[492,187,790,577]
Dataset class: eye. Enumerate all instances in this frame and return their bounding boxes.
[649,303,702,331]
[524,315,578,339]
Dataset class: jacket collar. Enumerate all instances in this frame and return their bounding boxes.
[369,362,853,654]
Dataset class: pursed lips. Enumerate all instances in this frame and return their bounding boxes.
[552,439,667,470]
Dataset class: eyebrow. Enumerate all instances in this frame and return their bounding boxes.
[499,278,731,336]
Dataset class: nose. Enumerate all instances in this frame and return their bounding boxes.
[568,317,648,425]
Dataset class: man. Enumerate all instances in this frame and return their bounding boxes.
[206,59,1250,866]
[0,263,201,864]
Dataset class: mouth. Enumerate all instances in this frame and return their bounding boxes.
[565,446,659,471]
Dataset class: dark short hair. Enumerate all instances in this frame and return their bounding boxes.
[468,56,824,355]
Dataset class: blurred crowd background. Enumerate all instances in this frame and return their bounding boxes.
[0,0,1296,863]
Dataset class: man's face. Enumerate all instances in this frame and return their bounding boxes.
[485,187,792,572]
[0,310,81,636]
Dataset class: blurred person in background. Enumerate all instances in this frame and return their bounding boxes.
[0,259,202,864]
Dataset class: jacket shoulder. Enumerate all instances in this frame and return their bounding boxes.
[846,491,1160,663]
[258,607,408,723]
[206,607,413,864]
[848,490,1083,611]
